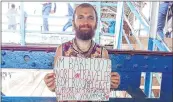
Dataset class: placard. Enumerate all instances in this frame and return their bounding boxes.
[54,57,111,101]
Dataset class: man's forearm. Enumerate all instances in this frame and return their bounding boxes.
[51,3,55,11]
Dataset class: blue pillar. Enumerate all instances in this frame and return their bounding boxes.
[20,2,25,45]
[145,2,160,98]
[113,2,124,49]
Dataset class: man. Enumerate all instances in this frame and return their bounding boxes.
[44,3,120,101]
[6,4,18,30]
[42,2,56,32]
[157,2,173,40]
[165,2,173,38]
[62,3,74,31]
[108,21,115,34]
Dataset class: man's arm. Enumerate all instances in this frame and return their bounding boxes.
[102,47,109,59]
[50,3,56,14]
[44,45,62,92]
[51,3,55,11]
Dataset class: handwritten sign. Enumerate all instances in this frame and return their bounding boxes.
[54,57,111,101]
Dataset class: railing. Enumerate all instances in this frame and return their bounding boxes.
[1,45,172,102]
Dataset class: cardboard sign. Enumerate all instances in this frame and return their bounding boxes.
[54,57,111,101]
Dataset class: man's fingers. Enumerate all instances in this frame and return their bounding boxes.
[45,77,55,84]
[111,79,119,84]
[44,73,55,82]
[44,73,56,87]
[111,72,120,81]
[111,73,120,88]
[111,82,119,88]
[45,73,55,79]
[48,85,56,92]
[47,80,55,87]
[111,77,120,80]
[111,72,120,77]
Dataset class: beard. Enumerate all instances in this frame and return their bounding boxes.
[74,23,95,40]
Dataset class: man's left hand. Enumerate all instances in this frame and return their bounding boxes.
[111,72,120,89]
[50,10,55,14]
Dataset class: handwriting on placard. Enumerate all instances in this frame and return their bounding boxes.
[54,57,111,101]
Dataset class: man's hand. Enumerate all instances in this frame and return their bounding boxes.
[44,73,56,92]
[50,10,55,14]
[111,72,120,89]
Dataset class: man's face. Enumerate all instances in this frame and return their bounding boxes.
[73,7,97,40]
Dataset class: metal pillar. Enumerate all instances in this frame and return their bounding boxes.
[145,2,160,98]
[123,14,144,50]
[126,2,150,32]
[20,2,25,45]
[0,2,2,100]
[148,2,159,48]
[113,2,124,49]
[95,2,101,44]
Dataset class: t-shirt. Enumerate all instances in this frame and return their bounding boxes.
[6,9,18,25]
[62,39,104,58]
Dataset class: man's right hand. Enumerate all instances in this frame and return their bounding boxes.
[44,73,56,92]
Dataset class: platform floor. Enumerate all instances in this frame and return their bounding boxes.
[2,69,55,96]
[2,32,172,51]
[2,69,131,98]
[2,68,161,98]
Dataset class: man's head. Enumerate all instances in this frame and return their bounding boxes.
[72,3,98,40]
[11,4,15,9]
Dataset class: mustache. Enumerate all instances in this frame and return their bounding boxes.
[79,24,91,29]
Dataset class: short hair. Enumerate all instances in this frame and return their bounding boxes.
[73,3,98,23]
[11,4,15,8]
